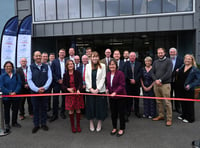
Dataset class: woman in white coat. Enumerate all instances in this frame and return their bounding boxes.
[85,51,107,132]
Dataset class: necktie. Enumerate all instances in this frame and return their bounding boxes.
[83,65,86,82]
[131,62,134,79]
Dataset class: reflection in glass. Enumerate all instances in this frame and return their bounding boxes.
[81,0,93,18]
[57,0,68,20]
[34,0,45,21]
[120,0,132,15]
[107,0,119,16]
[147,0,161,14]
[177,0,193,12]
[69,0,80,19]
[94,0,105,17]
[45,0,56,20]
[134,0,147,15]
[163,0,176,13]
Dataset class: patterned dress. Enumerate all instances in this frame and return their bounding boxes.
[65,74,84,110]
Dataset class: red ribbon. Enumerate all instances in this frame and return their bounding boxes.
[1,93,200,102]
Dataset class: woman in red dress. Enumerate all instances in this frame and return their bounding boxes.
[62,60,84,133]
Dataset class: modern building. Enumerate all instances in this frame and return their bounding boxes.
[12,0,200,62]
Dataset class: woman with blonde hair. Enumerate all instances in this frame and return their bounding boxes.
[85,51,107,132]
[176,54,200,123]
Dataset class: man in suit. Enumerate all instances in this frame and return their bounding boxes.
[113,50,124,71]
[169,47,183,113]
[41,52,49,64]
[17,57,33,120]
[50,48,67,122]
[27,51,52,133]
[48,53,55,66]
[66,47,75,62]
[77,55,89,114]
[123,50,129,62]
[124,52,142,119]
[86,47,92,63]
[101,48,113,72]
[74,55,81,70]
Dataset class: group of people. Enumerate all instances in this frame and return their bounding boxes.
[0,46,200,137]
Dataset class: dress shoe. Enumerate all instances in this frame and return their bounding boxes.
[166,120,172,126]
[32,126,40,134]
[41,125,49,131]
[152,116,164,121]
[49,115,58,122]
[116,130,124,137]
[5,124,11,133]
[89,120,95,132]
[110,129,117,136]
[135,112,141,118]
[60,113,66,119]
[96,120,102,132]
[12,123,22,128]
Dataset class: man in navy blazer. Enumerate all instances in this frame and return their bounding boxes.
[169,47,183,113]
[50,49,67,122]
[124,52,142,119]
[113,50,125,72]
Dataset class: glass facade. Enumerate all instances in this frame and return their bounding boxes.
[33,0,194,22]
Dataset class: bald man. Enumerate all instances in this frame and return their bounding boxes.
[100,48,113,72]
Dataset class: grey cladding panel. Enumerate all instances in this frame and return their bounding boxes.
[45,24,54,36]
[54,23,63,36]
[82,22,92,34]
[63,23,73,35]
[183,15,194,30]
[103,20,113,33]
[158,16,170,31]
[124,19,135,32]
[147,17,158,31]
[135,18,146,32]
[114,20,124,33]
[35,24,45,37]
[171,16,183,30]
[18,10,31,21]
[73,22,82,35]
[18,0,30,10]
[92,21,103,34]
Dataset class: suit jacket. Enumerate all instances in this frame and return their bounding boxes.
[16,67,30,94]
[118,59,125,72]
[51,58,67,90]
[171,56,183,82]
[61,70,83,93]
[85,63,106,92]
[106,70,126,99]
[123,60,142,93]
[100,57,113,72]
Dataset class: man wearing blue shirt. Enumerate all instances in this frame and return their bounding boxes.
[27,51,52,133]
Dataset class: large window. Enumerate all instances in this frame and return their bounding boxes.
[33,0,194,22]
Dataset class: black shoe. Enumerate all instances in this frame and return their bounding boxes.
[110,129,117,136]
[12,123,22,128]
[135,112,141,118]
[41,125,49,131]
[60,113,66,119]
[5,124,11,133]
[49,115,58,122]
[32,126,40,134]
[116,130,124,137]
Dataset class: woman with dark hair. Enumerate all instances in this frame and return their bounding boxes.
[62,60,84,133]
[176,54,200,123]
[85,51,107,132]
[106,59,126,137]
[0,61,21,133]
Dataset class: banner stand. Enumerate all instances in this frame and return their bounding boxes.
[0,92,9,136]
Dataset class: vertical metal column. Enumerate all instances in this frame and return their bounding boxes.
[0,92,8,136]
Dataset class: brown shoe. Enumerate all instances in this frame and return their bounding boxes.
[152,116,164,121]
[166,120,172,126]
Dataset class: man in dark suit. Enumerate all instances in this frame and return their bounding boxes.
[101,48,113,72]
[50,49,67,122]
[77,55,89,114]
[169,47,183,113]
[113,50,124,71]
[16,58,33,120]
[124,52,142,119]
[66,47,75,62]
[74,55,81,70]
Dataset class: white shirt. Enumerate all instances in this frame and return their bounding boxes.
[111,74,114,87]
[59,58,65,79]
